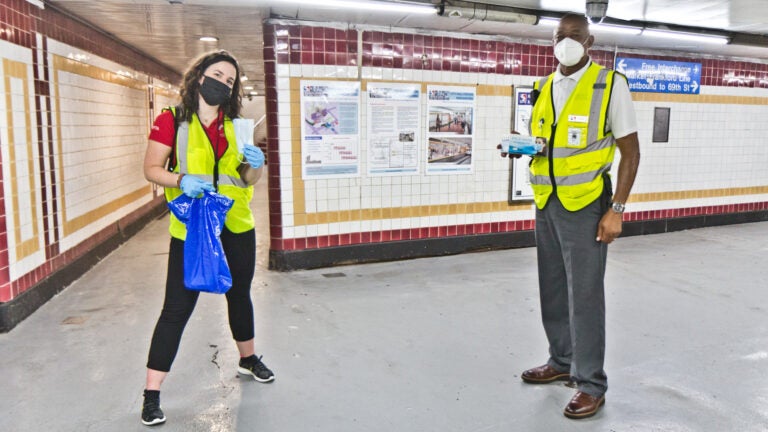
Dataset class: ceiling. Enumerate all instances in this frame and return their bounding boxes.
[44,0,768,96]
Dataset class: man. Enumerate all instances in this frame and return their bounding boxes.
[504,14,640,419]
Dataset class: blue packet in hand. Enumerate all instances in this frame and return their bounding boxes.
[501,135,547,156]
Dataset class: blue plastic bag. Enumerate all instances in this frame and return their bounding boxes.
[167,191,234,294]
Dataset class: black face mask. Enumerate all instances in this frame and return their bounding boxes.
[199,75,232,106]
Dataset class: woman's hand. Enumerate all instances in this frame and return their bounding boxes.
[242,145,265,168]
[179,175,214,198]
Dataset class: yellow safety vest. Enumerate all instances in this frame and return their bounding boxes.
[164,108,254,240]
[529,62,617,211]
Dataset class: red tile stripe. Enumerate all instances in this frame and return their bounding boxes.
[1,198,165,300]
[269,23,768,87]
[276,202,768,251]
[1,0,182,302]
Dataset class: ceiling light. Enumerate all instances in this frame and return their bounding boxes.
[199,36,218,42]
[241,76,249,81]
[540,17,641,36]
[537,17,559,26]
[440,5,537,24]
[592,23,641,35]
[244,86,254,90]
[271,0,436,14]
[642,29,729,45]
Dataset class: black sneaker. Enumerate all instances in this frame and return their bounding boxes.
[141,390,166,426]
[238,355,275,382]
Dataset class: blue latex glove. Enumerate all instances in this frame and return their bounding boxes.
[179,174,214,198]
[242,145,265,169]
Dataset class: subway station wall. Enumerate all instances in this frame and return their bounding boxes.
[0,0,180,329]
[263,22,768,270]
[2,0,768,328]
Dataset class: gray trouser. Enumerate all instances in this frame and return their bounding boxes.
[535,194,608,397]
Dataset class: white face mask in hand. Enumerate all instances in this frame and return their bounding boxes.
[554,37,587,67]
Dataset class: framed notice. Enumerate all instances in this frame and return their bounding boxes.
[366,82,421,176]
[510,86,534,202]
[300,80,361,179]
[426,85,475,175]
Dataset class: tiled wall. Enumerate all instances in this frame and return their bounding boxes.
[263,21,768,258]
[0,0,179,303]
[2,0,768,302]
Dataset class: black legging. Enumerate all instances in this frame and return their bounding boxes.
[147,228,256,372]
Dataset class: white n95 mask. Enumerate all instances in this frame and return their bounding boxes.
[554,37,586,67]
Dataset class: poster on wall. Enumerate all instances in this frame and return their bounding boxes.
[510,86,535,201]
[425,85,475,175]
[300,80,361,179]
[366,82,422,176]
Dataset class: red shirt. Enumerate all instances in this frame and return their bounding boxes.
[148,110,230,159]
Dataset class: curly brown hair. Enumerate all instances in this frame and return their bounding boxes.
[178,50,243,121]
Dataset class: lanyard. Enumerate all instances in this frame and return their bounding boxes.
[199,111,227,190]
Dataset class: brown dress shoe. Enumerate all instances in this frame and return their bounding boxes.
[521,364,570,384]
[563,391,605,419]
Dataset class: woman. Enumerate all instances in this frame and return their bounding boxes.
[141,50,273,426]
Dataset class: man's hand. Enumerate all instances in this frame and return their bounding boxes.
[597,131,639,244]
[596,210,622,243]
[497,143,522,159]
[498,130,522,158]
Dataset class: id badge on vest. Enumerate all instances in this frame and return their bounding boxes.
[567,127,583,147]
[566,115,588,148]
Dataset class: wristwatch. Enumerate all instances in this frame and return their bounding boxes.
[611,202,625,214]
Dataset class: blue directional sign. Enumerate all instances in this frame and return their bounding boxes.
[615,57,701,94]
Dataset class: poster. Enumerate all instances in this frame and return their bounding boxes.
[300,80,361,179]
[366,83,421,176]
[425,85,475,175]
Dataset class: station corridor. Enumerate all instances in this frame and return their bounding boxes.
[1,180,767,432]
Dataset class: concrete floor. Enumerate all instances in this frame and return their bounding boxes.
[2,181,768,431]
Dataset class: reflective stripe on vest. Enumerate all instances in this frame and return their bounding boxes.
[588,69,610,144]
[164,108,254,240]
[175,121,247,188]
[528,63,616,211]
